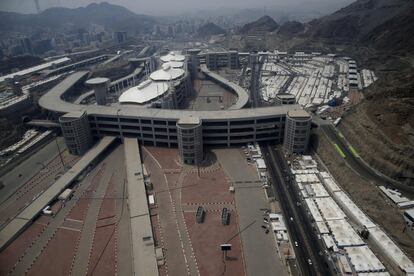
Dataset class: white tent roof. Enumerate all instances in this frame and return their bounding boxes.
[150,63,185,81]
[119,79,169,104]
[160,51,185,63]
[167,61,184,68]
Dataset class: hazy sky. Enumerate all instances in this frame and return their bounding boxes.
[0,0,354,16]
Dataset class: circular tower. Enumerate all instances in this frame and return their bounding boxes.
[176,116,203,165]
[86,77,110,106]
[283,110,312,154]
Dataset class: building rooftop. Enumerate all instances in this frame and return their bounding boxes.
[160,51,185,63]
[287,109,311,119]
[369,226,414,272]
[85,77,110,85]
[177,116,201,126]
[326,219,365,247]
[119,79,169,105]
[150,63,185,81]
[60,111,86,120]
[314,197,346,221]
[333,191,376,229]
[0,57,71,83]
[38,70,303,121]
[166,61,184,68]
[305,198,324,222]
[345,245,385,273]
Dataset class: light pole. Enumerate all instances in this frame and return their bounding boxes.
[117,108,123,141]
[55,134,65,169]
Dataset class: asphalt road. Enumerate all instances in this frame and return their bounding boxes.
[320,124,414,195]
[263,144,329,276]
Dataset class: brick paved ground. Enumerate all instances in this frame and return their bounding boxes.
[0,222,45,275]
[144,146,245,276]
[26,228,80,276]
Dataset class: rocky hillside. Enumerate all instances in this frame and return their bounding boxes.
[302,0,414,185]
[197,23,226,37]
[308,0,413,41]
[240,15,279,34]
[0,2,155,33]
[277,21,305,36]
[362,3,414,54]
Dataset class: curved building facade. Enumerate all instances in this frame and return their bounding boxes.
[177,117,203,164]
[283,110,312,154]
[59,111,93,155]
[275,93,296,105]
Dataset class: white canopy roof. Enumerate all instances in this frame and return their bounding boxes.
[167,61,184,68]
[119,79,169,104]
[150,63,185,81]
[160,51,185,63]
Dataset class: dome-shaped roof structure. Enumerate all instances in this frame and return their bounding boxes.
[150,63,185,81]
[119,79,169,105]
[160,51,185,63]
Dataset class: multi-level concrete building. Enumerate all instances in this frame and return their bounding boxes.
[205,51,240,70]
[41,49,313,159]
[85,77,110,106]
[176,116,203,164]
[275,93,296,105]
[59,111,93,155]
[283,110,312,154]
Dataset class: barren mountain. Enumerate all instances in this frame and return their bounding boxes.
[240,15,279,34]
[0,2,155,33]
[197,23,226,37]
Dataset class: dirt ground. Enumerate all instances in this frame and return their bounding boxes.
[314,130,414,262]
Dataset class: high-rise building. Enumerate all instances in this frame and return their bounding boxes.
[283,110,312,154]
[177,116,203,165]
[59,111,93,155]
[114,31,127,44]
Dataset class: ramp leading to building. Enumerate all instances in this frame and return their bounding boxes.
[123,138,159,276]
[0,136,116,251]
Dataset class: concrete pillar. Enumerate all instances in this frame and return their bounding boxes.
[86,77,110,106]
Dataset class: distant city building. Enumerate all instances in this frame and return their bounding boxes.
[114,31,128,44]
[20,38,33,55]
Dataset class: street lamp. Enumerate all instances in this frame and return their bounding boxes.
[116,108,123,140]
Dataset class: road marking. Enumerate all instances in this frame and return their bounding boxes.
[334,144,346,158]
[338,131,345,138]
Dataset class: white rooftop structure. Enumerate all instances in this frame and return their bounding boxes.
[295,173,319,184]
[160,51,185,63]
[358,272,390,276]
[119,79,169,105]
[166,61,184,68]
[345,245,385,273]
[256,158,266,170]
[368,226,414,272]
[321,177,341,193]
[150,63,185,81]
[305,198,324,222]
[314,197,346,221]
[322,234,339,252]
[326,219,365,247]
[316,221,330,234]
[0,57,71,83]
[333,191,376,229]
[309,183,330,198]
